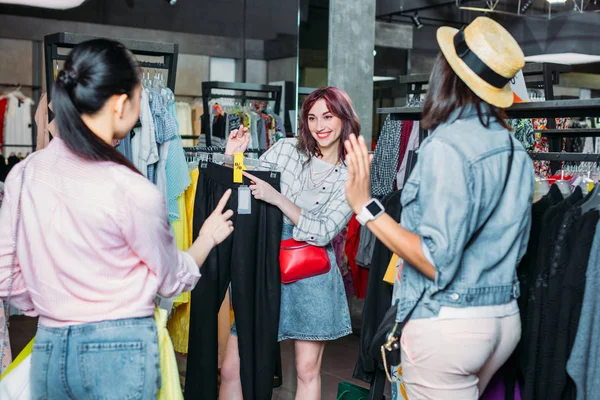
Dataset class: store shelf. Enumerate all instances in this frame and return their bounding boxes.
[528,152,600,162]
[538,128,600,137]
[379,99,600,119]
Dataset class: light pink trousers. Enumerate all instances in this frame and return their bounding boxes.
[398,314,521,400]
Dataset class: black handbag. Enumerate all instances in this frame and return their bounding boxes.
[370,135,514,382]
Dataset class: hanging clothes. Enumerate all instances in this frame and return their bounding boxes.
[168,168,199,354]
[33,93,59,151]
[397,121,420,189]
[345,216,368,299]
[131,89,159,179]
[0,97,8,154]
[3,93,33,157]
[370,115,402,198]
[566,219,600,400]
[516,183,600,400]
[175,102,194,147]
[115,131,133,162]
[354,190,403,399]
[184,163,283,400]
[0,298,11,375]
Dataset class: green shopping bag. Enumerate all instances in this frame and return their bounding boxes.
[336,381,369,400]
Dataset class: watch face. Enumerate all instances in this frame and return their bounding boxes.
[366,200,383,216]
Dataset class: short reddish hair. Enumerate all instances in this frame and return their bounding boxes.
[297,86,360,164]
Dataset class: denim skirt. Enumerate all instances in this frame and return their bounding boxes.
[31,317,161,400]
[233,224,352,342]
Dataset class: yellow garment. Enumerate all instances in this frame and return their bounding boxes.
[384,254,400,285]
[1,338,33,379]
[172,194,189,251]
[168,168,199,354]
[155,307,184,400]
[186,169,199,242]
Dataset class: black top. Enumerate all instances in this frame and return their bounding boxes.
[522,187,583,400]
[541,208,599,400]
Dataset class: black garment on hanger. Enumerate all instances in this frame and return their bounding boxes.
[184,162,282,400]
[6,155,20,175]
[212,114,226,139]
[0,155,8,182]
[522,187,583,400]
[538,208,599,400]
[353,190,403,400]
[504,185,563,400]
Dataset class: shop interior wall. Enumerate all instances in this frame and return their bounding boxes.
[0,9,298,124]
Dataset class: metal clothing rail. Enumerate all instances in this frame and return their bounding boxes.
[183,146,265,155]
[43,32,179,147]
[528,152,600,162]
[201,81,282,147]
[0,83,42,90]
[44,32,179,100]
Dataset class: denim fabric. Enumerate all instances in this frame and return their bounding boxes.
[31,317,160,400]
[232,224,352,341]
[394,105,535,323]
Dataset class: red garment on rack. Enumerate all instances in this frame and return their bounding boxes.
[0,98,7,152]
[345,215,368,299]
[398,120,414,172]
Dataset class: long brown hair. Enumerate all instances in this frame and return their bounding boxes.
[297,87,360,164]
[422,53,510,132]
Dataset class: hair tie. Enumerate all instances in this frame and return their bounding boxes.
[58,68,79,90]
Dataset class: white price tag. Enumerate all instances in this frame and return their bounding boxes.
[510,70,529,103]
[238,186,251,214]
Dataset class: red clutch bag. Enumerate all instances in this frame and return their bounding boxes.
[279,238,331,284]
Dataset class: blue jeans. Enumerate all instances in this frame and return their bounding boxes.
[31,317,161,400]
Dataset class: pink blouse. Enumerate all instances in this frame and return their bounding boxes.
[0,138,200,327]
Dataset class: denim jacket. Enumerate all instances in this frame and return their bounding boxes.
[394,105,535,323]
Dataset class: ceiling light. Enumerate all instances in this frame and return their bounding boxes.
[546,0,567,4]
[411,12,423,30]
[525,53,600,65]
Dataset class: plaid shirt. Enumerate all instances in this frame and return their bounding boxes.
[371,115,402,198]
[261,138,353,247]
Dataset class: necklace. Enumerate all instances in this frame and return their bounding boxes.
[307,158,338,189]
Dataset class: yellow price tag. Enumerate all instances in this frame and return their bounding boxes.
[233,152,245,183]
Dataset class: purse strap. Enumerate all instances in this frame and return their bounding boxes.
[389,135,515,339]
[465,135,514,248]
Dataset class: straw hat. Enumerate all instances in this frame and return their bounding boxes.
[437,16,525,108]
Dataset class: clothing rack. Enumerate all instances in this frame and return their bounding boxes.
[378,99,600,168]
[201,81,282,146]
[0,83,42,90]
[44,32,179,141]
[183,146,265,155]
[298,87,317,96]
[44,33,178,99]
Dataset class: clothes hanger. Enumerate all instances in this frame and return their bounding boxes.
[197,151,278,173]
[581,180,600,214]
[553,170,572,198]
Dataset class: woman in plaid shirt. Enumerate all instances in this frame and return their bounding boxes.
[221,87,358,399]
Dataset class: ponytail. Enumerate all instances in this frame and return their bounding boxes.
[52,39,142,174]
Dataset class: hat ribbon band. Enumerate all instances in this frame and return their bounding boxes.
[453,28,510,89]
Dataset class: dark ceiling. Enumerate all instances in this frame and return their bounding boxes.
[0,0,299,41]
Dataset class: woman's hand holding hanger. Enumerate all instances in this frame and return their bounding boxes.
[224,124,250,155]
[242,171,302,225]
[242,171,283,206]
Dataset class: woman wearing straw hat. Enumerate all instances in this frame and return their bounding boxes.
[344,16,534,399]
